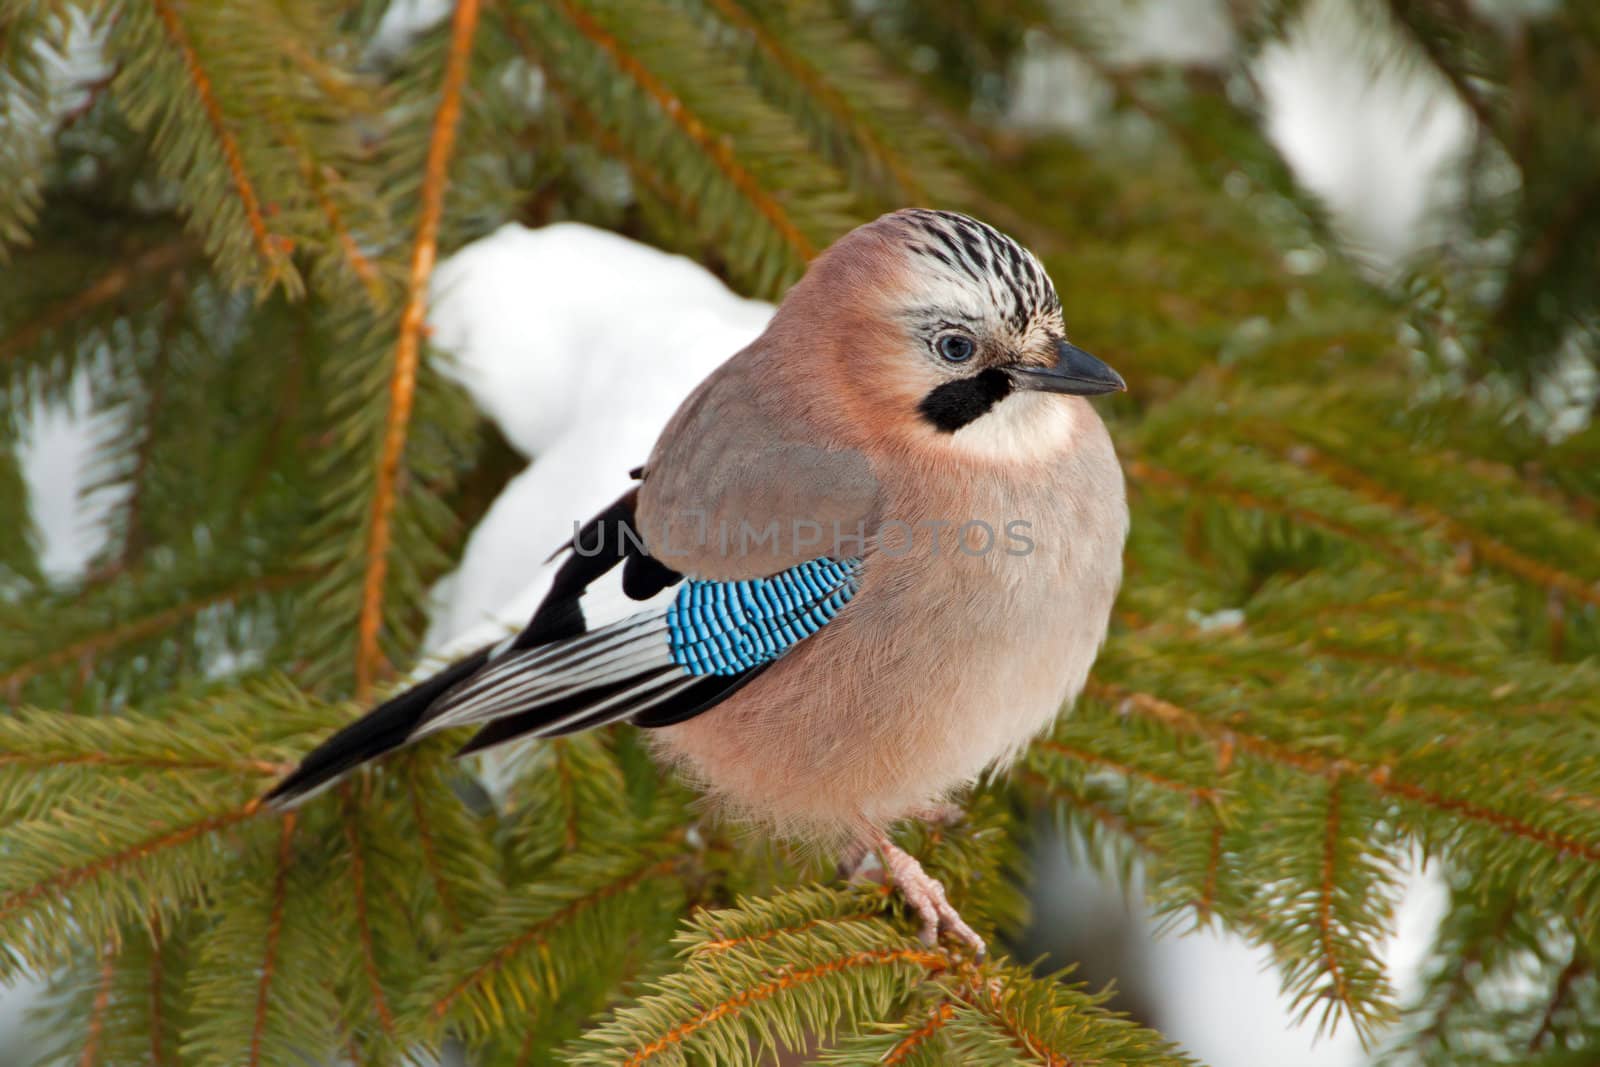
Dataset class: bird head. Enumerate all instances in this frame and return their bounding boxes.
[768,209,1125,458]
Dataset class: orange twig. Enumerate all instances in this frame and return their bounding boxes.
[968,985,1078,1067]
[545,0,816,263]
[148,0,281,273]
[1089,680,1600,864]
[497,7,697,228]
[249,813,297,1067]
[1528,948,1589,1052]
[0,802,262,921]
[1292,448,1600,609]
[620,948,946,1066]
[0,241,190,361]
[265,112,382,299]
[551,740,580,851]
[1033,738,1218,801]
[0,753,289,776]
[354,0,481,696]
[1013,769,1164,855]
[340,787,395,1035]
[1199,821,1223,921]
[512,1026,539,1067]
[1127,459,1422,567]
[0,570,308,693]
[700,0,923,201]
[405,772,461,932]
[1317,776,1354,1015]
[884,1001,957,1064]
[79,950,116,1067]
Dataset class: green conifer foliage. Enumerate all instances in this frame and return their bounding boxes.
[0,1,1596,1063]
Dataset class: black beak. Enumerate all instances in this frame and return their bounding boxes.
[1007,340,1126,397]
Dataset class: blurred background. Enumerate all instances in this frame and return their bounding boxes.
[2,0,1597,1064]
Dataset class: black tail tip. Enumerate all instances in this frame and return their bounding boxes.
[260,777,313,810]
[260,762,346,809]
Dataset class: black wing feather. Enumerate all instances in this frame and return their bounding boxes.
[266,485,761,805]
[263,645,492,804]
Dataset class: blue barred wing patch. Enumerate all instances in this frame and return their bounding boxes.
[666,557,863,676]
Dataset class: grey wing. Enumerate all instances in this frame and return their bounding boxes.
[635,353,882,580]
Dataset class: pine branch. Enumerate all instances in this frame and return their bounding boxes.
[1015,768,1168,862]
[248,814,296,1067]
[0,565,310,703]
[416,827,683,1039]
[262,110,385,304]
[148,916,171,1067]
[626,948,946,1066]
[0,3,73,258]
[355,0,480,696]
[884,999,957,1064]
[0,441,40,591]
[514,0,860,295]
[1379,0,1499,136]
[0,793,264,977]
[496,10,708,245]
[1397,880,1592,1060]
[404,770,464,933]
[503,732,637,873]
[1274,774,1397,1041]
[144,0,290,288]
[548,0,815,263]
[0,749,286,777]
[1128,458,1425,569]
[86,270,187,575]
[0,239,191,365]
[1032,737,1220,804]
[1528,946,1590,1053]
[338,785,397,1040]
[0,799,257,917]
[1091,680,1600,866]
[696,0,929,204]
[1287,444,1600,610]
[579,886,1192,1067]
[80,948,116,1067]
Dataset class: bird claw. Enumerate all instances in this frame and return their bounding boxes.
[876,836,986,958]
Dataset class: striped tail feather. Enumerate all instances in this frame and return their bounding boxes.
[414,612,675,737]
[439,560,865,751]
[263,556,864,805]
[262,646,493,807]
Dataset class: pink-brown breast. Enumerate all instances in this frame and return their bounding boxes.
[650,399,1127,844]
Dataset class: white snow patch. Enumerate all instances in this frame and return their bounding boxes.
[17,370,122,581]
[368,0,453,63]
[1255,0,1474,270]
[421,223,772,655]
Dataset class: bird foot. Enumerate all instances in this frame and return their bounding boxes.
[875,834,985,958]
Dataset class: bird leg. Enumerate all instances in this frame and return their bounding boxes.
[872,831,985,957]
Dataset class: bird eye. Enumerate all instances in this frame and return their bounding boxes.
[935,333,976,364]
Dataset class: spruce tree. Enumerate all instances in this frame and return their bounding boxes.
[1,1,1597,1063]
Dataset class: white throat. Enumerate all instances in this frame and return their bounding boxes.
[946,390,1077,463]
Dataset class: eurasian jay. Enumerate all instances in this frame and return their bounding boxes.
[268,208,1129,953]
